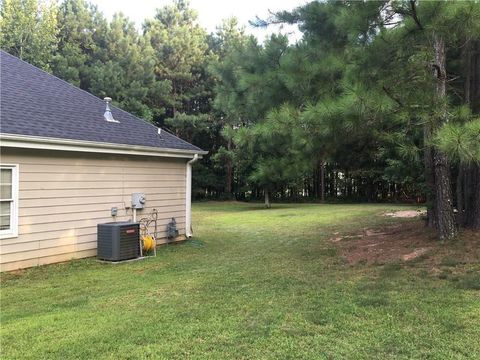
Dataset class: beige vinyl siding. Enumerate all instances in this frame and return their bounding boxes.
[0,148,188,271]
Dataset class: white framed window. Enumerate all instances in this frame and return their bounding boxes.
[0,164,19,239]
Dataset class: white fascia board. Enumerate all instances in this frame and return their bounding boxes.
[0,133,207,159]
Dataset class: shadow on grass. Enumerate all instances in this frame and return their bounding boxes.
[453,272,480,290]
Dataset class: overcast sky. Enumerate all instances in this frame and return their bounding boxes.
[89,0,307,42]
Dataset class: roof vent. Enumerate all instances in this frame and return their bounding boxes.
[104,97,119,123]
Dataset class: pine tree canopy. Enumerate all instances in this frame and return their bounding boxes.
[1,0,479,234]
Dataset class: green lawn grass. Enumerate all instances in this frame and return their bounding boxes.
[1,203,479,359]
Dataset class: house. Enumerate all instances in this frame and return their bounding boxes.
[0,51,207,271]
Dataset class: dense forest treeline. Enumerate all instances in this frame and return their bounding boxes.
[1,0,479,239]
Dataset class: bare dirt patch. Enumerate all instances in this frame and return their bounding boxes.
[331,220,479,266]
[384,210,426,218]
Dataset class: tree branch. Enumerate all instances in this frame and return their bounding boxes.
[409,0,424,30]
[382,86,404,107]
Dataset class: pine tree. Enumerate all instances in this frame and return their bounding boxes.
[209,18,252,195]
[0,0,59,70]
[143,0,211,135]
[53,0,109,88]
[88,13,156,120]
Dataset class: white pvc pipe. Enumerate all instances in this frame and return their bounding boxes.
[185,154,199,237]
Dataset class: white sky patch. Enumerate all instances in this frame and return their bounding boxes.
[88,0,306,42]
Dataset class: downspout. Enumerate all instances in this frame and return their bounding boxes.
[185,154,199,238]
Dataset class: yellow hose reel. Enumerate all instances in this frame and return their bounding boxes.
[142,235,155,252]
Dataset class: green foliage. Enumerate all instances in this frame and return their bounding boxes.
[53,0,109,86]
[1,0,479,207]
[0,0,58,70]
[243,105,307,190]
[209,18,253,123]
[144,0,211,132]
[89,13,157,120]
[434,118,480,164]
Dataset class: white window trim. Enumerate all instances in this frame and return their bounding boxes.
[0,164,19,239]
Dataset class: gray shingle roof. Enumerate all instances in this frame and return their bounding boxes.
[0,50,204,153]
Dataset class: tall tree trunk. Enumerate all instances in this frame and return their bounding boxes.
[432,34,457,240]
[456,165,465,226]
[462,164,480,229]
[345,170,351,198]
[313,163,319,198]
[225,138,233,195]
[433,151,456,239]
[334,170,338,198]
[264,189,271,209]
[328,166,334,198]
[424,135,437,228]
[466,40,480,114]
[320,160,325,202]
[225,160,232,194]
[366,178,374,202]
[469,165,480,229]
[463,40,480,229]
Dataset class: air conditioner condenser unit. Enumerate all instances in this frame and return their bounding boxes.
[97,222,140,261]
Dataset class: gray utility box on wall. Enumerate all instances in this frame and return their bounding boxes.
[131,193,146,209]
[97,222,140,261]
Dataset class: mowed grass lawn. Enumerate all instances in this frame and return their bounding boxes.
[1,203,479,359]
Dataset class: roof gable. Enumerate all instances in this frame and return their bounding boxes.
[0,51,203,153]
